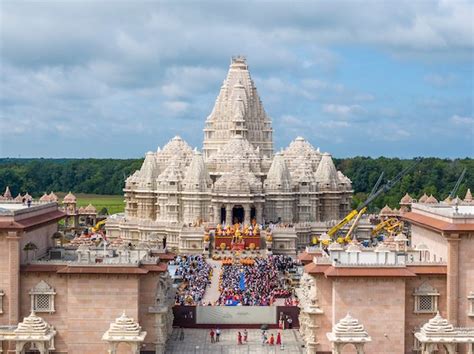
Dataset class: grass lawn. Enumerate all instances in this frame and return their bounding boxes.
[56,192,125,214]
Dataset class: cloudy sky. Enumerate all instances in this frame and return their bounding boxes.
[0,0,473,158]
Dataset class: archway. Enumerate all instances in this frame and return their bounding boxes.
[251,207,256,223]
[220,207,226,224]
[232,206,244,224]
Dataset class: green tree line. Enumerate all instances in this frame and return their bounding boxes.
[0,157,472,211]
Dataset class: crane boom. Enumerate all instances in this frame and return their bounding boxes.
[369,172,384,199]
[326,159,420,239]
[449,168,466,199]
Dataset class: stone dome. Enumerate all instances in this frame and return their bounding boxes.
[63,191,76,203]
[420,312,454,335]
[107,312,142,337]
[48,192,58,202]
[214,169,262,194]
[333,313,369,337]
[425,194,438,204]
[84,204,97,213]
[419,193,429,203]
[157,136,193,167]
[400,193,413,204]
[39,193,50,202]
[15,312,50,335]
[380,205,393,215]
[465,188,473,203]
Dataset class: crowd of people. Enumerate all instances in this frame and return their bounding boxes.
[216,256,295,306]
[172,255,211,305]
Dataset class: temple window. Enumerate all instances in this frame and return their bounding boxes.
[413,283,439,314]
[468,292,474,316]
[0,289,3,314]
[30,281,56,313]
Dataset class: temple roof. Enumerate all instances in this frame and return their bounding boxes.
[102,312,146,342]
[157,136,193,166]
[15,312,50,336]
[281,136,321,171]
[380,205,393,215]
[157,160,185,184]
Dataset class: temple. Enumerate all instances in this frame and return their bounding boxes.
[106,57,353,251]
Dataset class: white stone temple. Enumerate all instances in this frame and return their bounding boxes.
[106,56,353,251]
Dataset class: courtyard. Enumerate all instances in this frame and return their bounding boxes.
[165,328,305,354]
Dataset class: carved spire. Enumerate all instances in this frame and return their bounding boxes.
[314,153,339,190]
[465,188,473,203]
[183,151,212,192]
[264,152,292,192]
[203,56,273,159]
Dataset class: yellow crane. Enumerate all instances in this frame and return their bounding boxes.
[326,160,419,240]
[92,219,106,233]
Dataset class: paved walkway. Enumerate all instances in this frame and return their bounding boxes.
[202,259,222,305]
[166,328,305,353]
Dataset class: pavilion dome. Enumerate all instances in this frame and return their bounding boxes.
[400,193,413,204]
[63,192,76,203]
[3,186,12,199]
[465,188,473,203]
[346,242,362,253]
[328,242,344,251]
[333,314,369,337]
[24,193,32,201]
[14,194,23,202]
[108,312,142,336]
[419,193,429,203]
[394,232,408,242]
[420,312,454,335]
[425,195,438,204]
[443,196,452,204]
[39,193,50,202]
[48,192,58,202]
[15,312,50,335]
[84,204,97,214]
[380,205,393,215]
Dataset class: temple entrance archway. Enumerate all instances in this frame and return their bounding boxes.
[232,206,244,224]
[220,207,226,224]
[250,207,256,222]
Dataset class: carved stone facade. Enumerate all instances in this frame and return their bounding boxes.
[108,57,353,249]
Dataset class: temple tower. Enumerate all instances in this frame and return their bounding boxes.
[203,56,273,159]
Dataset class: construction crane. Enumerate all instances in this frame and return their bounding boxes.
[327,160,420,239]
[371,217,403,237]
[448,168,466,200]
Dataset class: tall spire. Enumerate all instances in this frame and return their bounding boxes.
[183,151,212,192]
[203,56,273,159]
[264,152,292,192]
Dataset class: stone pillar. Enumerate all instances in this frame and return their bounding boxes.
[7,231,21,325]
[256,204,263,224]
[447,235,460,325]
[213,205,220,224]
[244,205,251,225]
[225,204,232,225]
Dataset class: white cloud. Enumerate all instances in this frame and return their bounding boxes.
[163,100,189,115]
[450,114,474,125]
[322,104,365,117]
[424,73,456,88]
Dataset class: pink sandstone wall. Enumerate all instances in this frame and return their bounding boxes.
[411,225,448,262]
[19,223,56,264]
[331,277,406,354]
[139,272,160,352]
[404,275,447,353]
[0,232,11,326]
[313,274,334,353]
[20,272,141,354]
[459,235,474,328]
